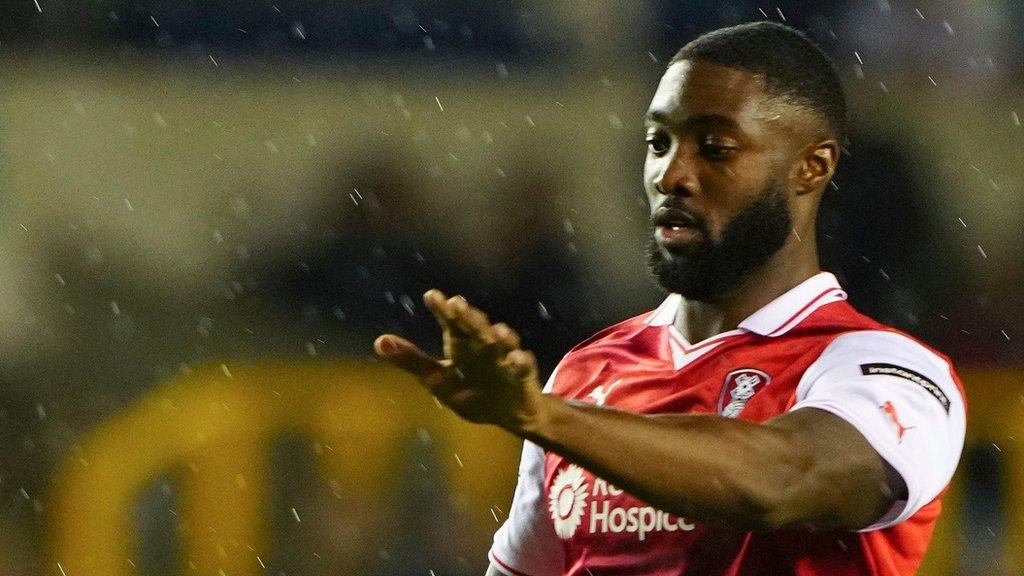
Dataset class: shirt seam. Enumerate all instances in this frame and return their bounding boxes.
[489,549,541,576]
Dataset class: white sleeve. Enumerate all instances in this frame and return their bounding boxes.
[789,330,966,531]
[488,369,564,576]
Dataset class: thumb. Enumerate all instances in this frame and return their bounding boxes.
[374,334,445,378]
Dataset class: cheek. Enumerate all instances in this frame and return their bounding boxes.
[700,177,773,239]
[643,159,661,202]
[643,157,660,186]
[707,154,779,204]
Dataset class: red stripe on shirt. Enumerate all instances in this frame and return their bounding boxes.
[766,287,844,337]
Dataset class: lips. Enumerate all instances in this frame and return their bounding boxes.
[652,206,703,247]
[652,206,701,230]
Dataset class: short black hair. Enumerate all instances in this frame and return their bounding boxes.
[671,21,847,143]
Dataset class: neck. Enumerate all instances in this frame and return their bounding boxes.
[673,238,820,343]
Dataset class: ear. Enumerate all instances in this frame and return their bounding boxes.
[795,140,840,196]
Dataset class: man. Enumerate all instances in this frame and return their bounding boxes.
[374,21,965,575]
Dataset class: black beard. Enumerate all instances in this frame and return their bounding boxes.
[646,182,792,302]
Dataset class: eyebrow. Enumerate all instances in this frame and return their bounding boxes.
[644,110,741,132]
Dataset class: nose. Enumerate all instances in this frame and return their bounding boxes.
[654,146,698,198]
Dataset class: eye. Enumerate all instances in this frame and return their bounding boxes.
[645,131,670,156]
[699,136,737,161]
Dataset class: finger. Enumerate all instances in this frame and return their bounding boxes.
[443,295,473,336]
[423,289,451,329]
[448,295,492,338]
[492,322,521,354]
[505,349,539,382]
[374,334,446,378]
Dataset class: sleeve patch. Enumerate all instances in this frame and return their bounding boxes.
[860,363,950,413]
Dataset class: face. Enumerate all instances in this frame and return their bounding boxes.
[644,59,800,302]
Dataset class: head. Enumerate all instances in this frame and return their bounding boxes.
[645,22,845,302]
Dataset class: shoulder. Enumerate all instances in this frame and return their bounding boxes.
[817,329,954,371]
[798,328,964,410]
[564,308,660,355]
[796,298,889,335]
[542,304,665,397]
[800,302,960,382]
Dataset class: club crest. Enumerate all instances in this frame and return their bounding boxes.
[717,369,771,418]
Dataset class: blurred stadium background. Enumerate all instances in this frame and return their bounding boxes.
[0,1,1022,575]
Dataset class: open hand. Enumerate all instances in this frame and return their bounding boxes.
[373,289,545,433]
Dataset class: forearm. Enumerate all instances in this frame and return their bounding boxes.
[375,290,891,531]
[518,394,817,530]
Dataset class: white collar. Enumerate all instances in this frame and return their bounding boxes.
[645,272,847,338]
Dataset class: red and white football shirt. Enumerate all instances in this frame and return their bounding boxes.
[489,272,966,576]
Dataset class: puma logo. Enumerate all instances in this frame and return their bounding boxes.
[588,379,622,407]
[880,401,914,443]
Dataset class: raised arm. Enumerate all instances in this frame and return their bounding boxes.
[374,291,936,533]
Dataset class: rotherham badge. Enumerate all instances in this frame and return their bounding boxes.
[717,369,771,418]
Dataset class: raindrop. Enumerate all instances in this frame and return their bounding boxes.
[400,294,415,315]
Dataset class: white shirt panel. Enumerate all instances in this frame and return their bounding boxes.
[789,330,966,531]
[489,369,563,576]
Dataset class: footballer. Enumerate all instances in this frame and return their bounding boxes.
[375,22,965,576]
